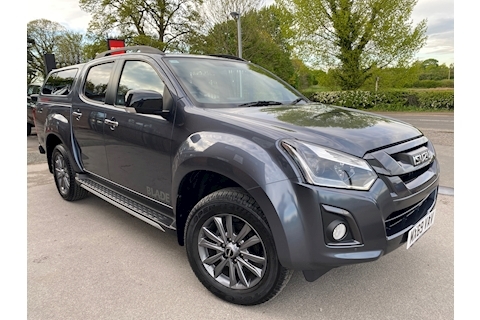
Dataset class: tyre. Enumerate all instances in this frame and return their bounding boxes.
[51,144,88,201]
[185,187,292,305]
[27,123,32,136]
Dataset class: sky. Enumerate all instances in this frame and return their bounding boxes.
[25,0,454,66]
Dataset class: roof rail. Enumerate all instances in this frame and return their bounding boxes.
[209,54,247,62]
[95,46,165,59]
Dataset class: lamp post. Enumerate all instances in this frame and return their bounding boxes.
[230,11,242,59]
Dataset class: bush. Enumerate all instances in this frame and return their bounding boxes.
[412,79,454,88]
[310,90,454,111]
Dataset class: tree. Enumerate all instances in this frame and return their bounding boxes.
[290,59,317,89]
[56,31,86,67]
[27,19,66,80]
[188,5,295,83]
[448,63,454,80]
[419,59,450,80]
[187,0,265,58]
[422,58,439,69]
[197,0,264,30]
[81,34,108,61]
[361,62,422,90]
[277,0,428,90]
[79,0,203,52]
[27,37,38,83]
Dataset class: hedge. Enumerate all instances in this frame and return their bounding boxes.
[309,90,454,111]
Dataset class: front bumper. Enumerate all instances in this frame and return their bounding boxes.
[259,138,440,281]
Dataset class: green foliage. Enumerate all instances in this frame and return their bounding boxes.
[415,91,454,110]
[27,19,66,80]
[412,79,454,88]
[188,5,295,83]
[310,89,454,111]
[305,59,454,93]
[55,31,85,67]
[79,0,203,52]
[82,33,109,60]
[289,59,320,89]
[277,0,427,90]
[27,19,89,82]
[418,59,454,80]
[361,63,423,90]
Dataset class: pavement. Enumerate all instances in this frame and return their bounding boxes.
[23,114,455,319]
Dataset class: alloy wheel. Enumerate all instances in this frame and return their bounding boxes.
[197,214,267,289]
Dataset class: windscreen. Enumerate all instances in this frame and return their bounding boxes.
[165,57,300,108]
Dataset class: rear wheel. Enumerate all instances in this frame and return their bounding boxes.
[27,123,32,136]
[52,144,88,201]
[185,188,292,305]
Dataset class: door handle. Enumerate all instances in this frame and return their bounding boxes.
[72,110,82,120]
[104,118,119,130]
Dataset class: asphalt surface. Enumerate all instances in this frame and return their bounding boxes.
[25,112,454,320]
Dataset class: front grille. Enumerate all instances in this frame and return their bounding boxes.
[384,188,437,237]
[365,136,437,198]
[398,164,431,184]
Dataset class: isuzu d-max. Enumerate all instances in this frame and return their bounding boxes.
[34,46,439,305]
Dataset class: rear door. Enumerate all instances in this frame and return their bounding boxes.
[71,61,116,178]
[36,68,80,147]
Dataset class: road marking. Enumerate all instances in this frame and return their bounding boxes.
[401,118,454,122]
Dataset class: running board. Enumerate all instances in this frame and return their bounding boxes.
[76,176,175,232]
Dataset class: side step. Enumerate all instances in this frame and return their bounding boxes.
[76,175,175,232]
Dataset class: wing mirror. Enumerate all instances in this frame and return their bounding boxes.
[125,89,173,120]
[29,93,39,103]
[125,90,163,114]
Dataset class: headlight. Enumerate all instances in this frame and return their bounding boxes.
[282,140,377,190]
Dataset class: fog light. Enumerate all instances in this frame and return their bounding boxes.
[332,223,347,241]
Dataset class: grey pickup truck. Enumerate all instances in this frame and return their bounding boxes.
[34,46,439,305]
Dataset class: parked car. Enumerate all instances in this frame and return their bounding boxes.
[27,83,41,135]
[34,46,439,305]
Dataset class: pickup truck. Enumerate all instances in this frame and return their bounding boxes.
[27,83,41,135]
[34,46,439,305]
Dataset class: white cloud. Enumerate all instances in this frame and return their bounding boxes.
[26,0,92,32]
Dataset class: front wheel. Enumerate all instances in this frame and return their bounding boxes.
[185,188,292,305]
[51,144,88,201]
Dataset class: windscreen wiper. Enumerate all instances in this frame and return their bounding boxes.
[238,101,283,107]
[290,97,308,105]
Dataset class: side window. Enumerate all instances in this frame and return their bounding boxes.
[84,63,114,103]
[42,69,78,95]
[116,60,165,106]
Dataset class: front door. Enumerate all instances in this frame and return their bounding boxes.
[103,59,175,207]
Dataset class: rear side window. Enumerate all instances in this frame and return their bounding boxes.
[42,69,78,95]
[83,63,114,103]
[27,84,41,95]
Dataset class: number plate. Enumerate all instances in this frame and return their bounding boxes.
[406,209,436,249]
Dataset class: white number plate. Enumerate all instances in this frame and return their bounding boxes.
[406,209,436,249]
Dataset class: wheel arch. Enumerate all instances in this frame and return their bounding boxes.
[45,133,69,173]
[172,133,297,269]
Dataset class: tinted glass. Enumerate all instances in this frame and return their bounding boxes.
[165,58,299,108]
[84,63,114,103]
[27,84,41,95]
[116,60,165,106]
[42,69,78,95]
